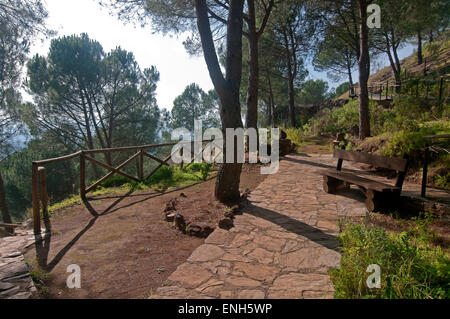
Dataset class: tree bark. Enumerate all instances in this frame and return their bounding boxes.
[347,63,354,96]
[0,171,13,233]
[358,0,371,139]
[195,0,244,203]
[245,0,259,132]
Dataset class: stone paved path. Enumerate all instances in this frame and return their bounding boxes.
[150,154,368,299]
[0,228,37,299]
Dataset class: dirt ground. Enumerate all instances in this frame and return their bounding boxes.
[24,164,267,299]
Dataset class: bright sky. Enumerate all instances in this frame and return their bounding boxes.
[30,0,214,111]
[30,0,415,109]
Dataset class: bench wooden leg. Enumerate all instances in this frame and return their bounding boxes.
[323,176,348,194]
[365,190,400,212]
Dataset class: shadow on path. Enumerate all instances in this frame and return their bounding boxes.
[244,203,340,251]
[34,178,215,272]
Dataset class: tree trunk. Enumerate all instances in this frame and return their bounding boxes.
[267,68,275,126]
[417,30,423,65]
[358,0,371,139]
[348,63,354,96]
[0,171,13,233]
[245,0,259,132]
[288,75,296,127]
[195,0,244,204]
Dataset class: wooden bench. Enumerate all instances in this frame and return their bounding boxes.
[321,149,409,212]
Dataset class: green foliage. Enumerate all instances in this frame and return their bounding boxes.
[171,83,220,132]
[381,120,450,157]
[148,166,174,184]
[334,82,350,98]
[283,128,304,148]
[298,79,331,105]
[186,163,212,181]
[331,223,450,299]
[304,99,390,136]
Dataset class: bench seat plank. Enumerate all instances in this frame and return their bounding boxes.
[321,169,400,192]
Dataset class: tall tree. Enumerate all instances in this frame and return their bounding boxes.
[313,31,357,93]
[171,83,220,132]
[357,0,371,139]
[103,0,247,202]
[372,0,408,86]
[27,35,162,166]
[196,0,245,202]
[272,1,314,127]
[0,0,50,226]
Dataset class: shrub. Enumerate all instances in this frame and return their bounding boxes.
[148,166,174,184]
[381,120,450,158]
[330,223,450,299]
[187,163,212,181]
[101,175,131,188]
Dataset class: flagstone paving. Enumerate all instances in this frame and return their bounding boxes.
[150,153,368,299]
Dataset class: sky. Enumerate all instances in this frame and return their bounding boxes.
[30,0,214,111]
[29,0,415,110]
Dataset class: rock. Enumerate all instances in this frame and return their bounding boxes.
[230,205,240,214]
[224,211,234,219]
[179,193,187,198]
[0,282,14,291]
[188,245,225,262]
[201,226,215,238]
[168,263,212,288]
[173,214,186,231]
[164,199,177,212]
[165,213,176,223]
[186,224,202,237]
[218,218,233,230]
[240,189,251,201]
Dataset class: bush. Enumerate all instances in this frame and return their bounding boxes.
[305,99,393,136]
[187,163,212,181]
[381,120,450,158]
[101,175,131,188]
[330,223,450,299]
[148,166,174,184]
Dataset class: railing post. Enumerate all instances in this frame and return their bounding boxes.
[386,81,389,100]
[38,167,50,233]
[80,151,86,199]
[32,162,41,234]
[139,149,144,181]
[438,77,444,110]
[421,147,429,198]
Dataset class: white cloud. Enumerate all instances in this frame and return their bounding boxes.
[30,0,214,110]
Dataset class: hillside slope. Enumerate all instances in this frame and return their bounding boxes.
[338,36,450,99]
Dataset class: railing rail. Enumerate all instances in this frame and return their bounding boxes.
[31,140,216,235]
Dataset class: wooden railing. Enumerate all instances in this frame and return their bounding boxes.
[31,140,215,235]
[351,75,449,106]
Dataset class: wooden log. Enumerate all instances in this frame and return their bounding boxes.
[80,152,86,199]
[0,223,21,228]
[139,149,144,181]
[31,163,40,234]
[39,167,50,232]
[85,151,141,193]
[33,151,82,166]
[0,228,13,236]
[142,151,170,167]
[323,176,347,194]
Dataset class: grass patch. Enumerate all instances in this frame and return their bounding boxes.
[330,221,450,299]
